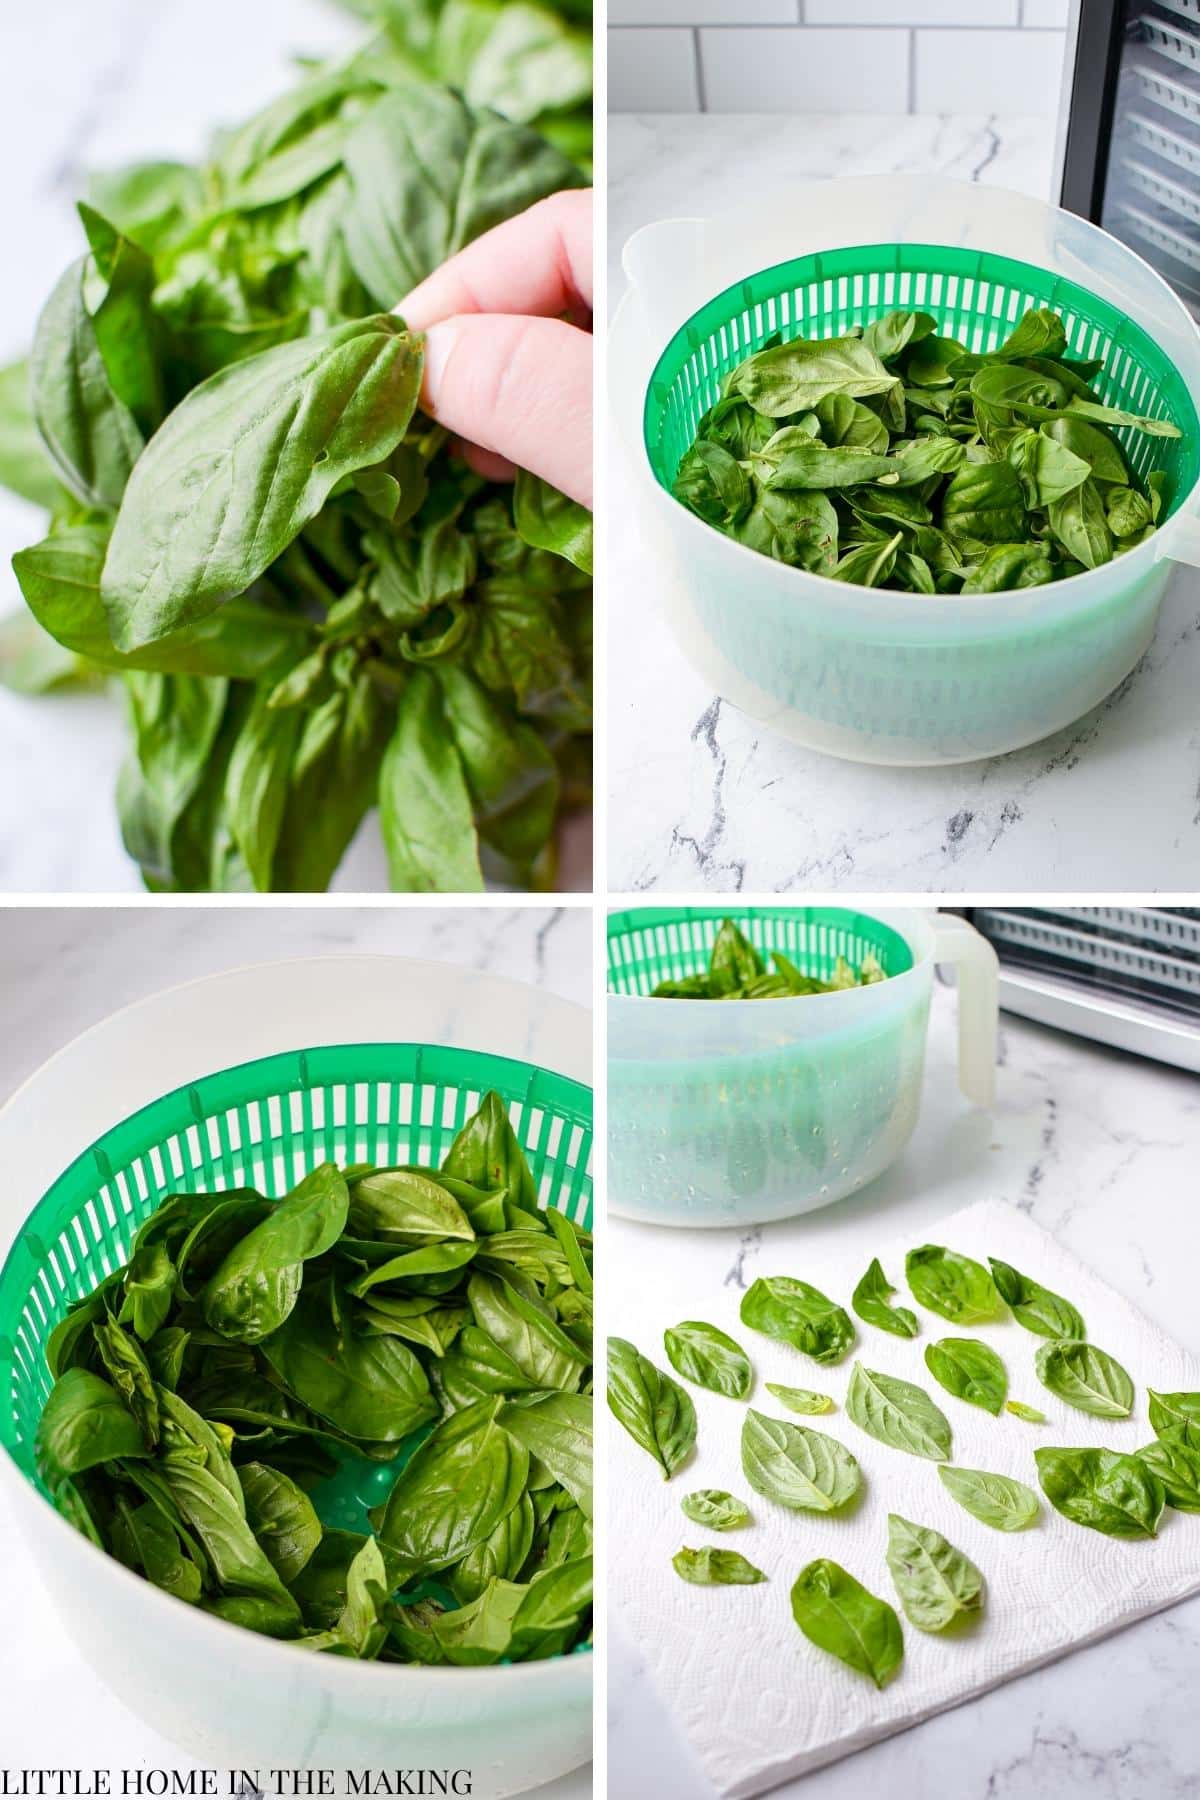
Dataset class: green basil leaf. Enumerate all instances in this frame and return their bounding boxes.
[1148,1389,1200,1437]
[607,1336,696,1480]
[203,1163,349,1341]
[937,1463,1040,1531]
[885,1513,984,1633]
[497,1392,593,1519]
[38,1369,149,1476]
[1048,478,1113,569]
[31,252,144,508]
[740,1275,855,1366]
[1035,1445,1163,1538]
[851,1258,918,1339]
[845,1361,952,1461]
[740,1408,860,1513]
[378,667,484,892]
[239,1460,322,1584]
[0,358,69,509]
[377,1397,529,1579]
[764,1383,833,1415]
[1005,1400,1047,1424]
[790,1558,903,1689]
[514,469,593,574]
[101,316,422,649]
[116,672,229,891]
[663,1320,752,1399]
[1034,1339,1134,1419]
[1136,1428,1200,1512]
[260,1283,438,1443]
[905,1245,1003,1325]
[673,1547,765,1586]
[680,1489,751,1531]
[988,1258,1085,1339]
[733,336,900,419]
[924,1337,1007,1415]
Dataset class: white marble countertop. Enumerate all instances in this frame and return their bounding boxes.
[0,0,590,893]
[608,977,1200,1798]
[607,115,1200,893]
[0,903,592,1797]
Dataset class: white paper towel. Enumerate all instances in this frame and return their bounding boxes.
[609,1198,1200,1798]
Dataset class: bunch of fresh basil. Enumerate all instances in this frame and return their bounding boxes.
[650,917,886,999]
[672,305,1179,592]
[0,0,592,892]
[36,1089,593,1663]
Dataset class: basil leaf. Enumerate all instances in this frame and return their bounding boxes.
[203,1164,349,1342]
[31,251,144,508]
[740,1275,855,1366]
[673,1546,766,1587]
[514,469,593,574]
[733,336,900,419]
[1147,1389,1200,1437]
[378,668,484,892]
[905,1245,1003,1325]
[101,316,423,650]
[497,1393,593,1519]
[937,1463,1040,1531]
[663,1321,752,1399]
[680,1489,751,1531]
[1035,1339,1134,1419]
[988,1258,1085,1339]
[885,1513,984,1633]
[377,1397,530,1579]
[1006,1400,1047,1424]
[239,1460,322,1584]
[845,1361,952,1461]
[607,1336,696,1480]
[38,1368,150,1477]
[851,1258,918,1339]
[740,1408,860,1513]
[1035,1446,1163,1538]
[1048,478,1113,569]
[790,1559,903,1689]
[1136,1428,1200,1512]
[260,1283,438,1443]
[764,1383,833,1416]
[924,1337,1007,1416]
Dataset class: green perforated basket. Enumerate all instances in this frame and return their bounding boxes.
[614,177,1200,761]
[645,241,1200,504]
[0,1041,593,1578]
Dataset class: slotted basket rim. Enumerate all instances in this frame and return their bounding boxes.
[0,1036,594,1684]
[607,903,921,1000]
[642,238,1200,606]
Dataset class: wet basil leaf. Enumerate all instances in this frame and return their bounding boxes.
[924,1337,1007,1416]
[851,1258,918,1339]
[740,1408,860,1513]
[607,1336,696,1480]
[1136,1428,1200,1512]
[765,1383,833,1415]
[1035,1339,1134,1419]
[845,1361,952,1461]
[937,1463,1040,1531]
[663,1320,752,1399]
[988,1258,1085,1339]
[1147,1390,1200,1438]
[1035,1446,1163,1538]
[905,1245,1003,1326]
[673,1546,765,1586]
[740,1276,855,1366]
[204,1162,349,1342]
[790,1559,903,1689]
[885,1513,984,1633]
[680,1489,751,1531]
[38,1369,150,1476]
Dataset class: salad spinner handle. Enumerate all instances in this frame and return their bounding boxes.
[929,913,999,1109]
[1157,509,1200,570]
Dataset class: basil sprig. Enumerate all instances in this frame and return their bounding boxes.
[672,304,1180,593]
[650,917,886,1000]
[35,1088,593,1662]
[1,1,593,892]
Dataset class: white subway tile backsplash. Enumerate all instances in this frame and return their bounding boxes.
[699,26,909,112]
[1021,0,1069,26]
[609,0,798,22]
[914,27,1066,113]
[609,27,700,111]
[807,0,1016,24]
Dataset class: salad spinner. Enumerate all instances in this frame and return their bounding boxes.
[0,957,592,1794]
[611,175,1200,764]
[607,906,996,1227]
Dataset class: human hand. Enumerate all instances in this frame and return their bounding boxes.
[398,189,593,509]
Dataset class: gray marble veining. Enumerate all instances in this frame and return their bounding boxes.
[607,114,1200,894]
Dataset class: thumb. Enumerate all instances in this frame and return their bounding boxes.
[420,312,592,510]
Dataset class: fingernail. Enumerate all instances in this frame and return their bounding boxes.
[420,320,457,411]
